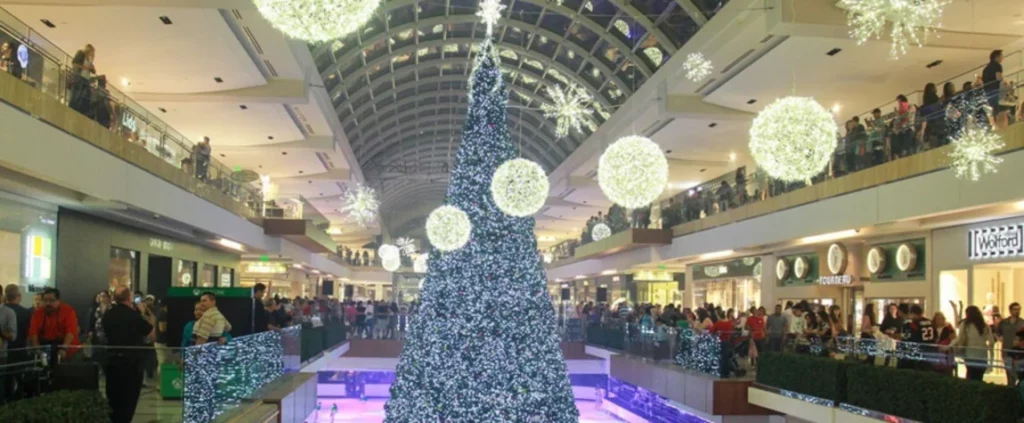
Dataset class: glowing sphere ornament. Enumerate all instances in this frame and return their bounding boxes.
[253,0,381,42]
[382,256,401,272]
[748,97,838,183]
[592,223,611,241]
[491,158,549,217]
[683,52,713,82]
[598,135,668,209]
[426,205,472,251]
[378,244,400,261]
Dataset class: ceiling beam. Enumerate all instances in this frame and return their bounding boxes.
[316,0,655,78]
[131,79,308,104]
[332,44,615,116]
[673,0,710,26]
[274,168,351,183]
[661,94,755,121]
[361,130,559,173]
[326,15,634,99]
[608,0,678,55]
[214,136,336,152]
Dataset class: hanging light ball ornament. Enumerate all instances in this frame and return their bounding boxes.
[254,0,381,42]
[426,205,472,252]
[413,255,429,273]
[378,244,400,261]
[592,223,612,241]
[598,135,668,209]
[748,97,839,183]
[839,0,948,60]
[382,256,401,272]
[491,158,550,217]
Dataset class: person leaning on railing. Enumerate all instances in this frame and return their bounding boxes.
[68,44,96,116]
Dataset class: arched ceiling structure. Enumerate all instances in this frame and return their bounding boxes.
[310,0,712,233]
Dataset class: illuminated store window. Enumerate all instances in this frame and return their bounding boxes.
[199,263,217,288]
[0,197,57,298]
[178,259,197,287]
[110,247,139,290]
[25,234,53,282]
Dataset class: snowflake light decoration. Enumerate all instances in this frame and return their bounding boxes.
[683,52,713,83]
[254,0,381,42]
[748,97,838,183]
[839,0,949,60]
[491,158,549,217]
[598,135,668,209]
[396,237,418,256]
[592,223,611,241]
[426,205,472,251]
[541,84,594,138]
[340,184,379,227]
[477,0,506,37]
[949,124,1004,181]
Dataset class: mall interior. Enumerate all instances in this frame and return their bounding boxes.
[0,0,1023,422]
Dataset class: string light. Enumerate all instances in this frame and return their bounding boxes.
[682,52,713,83]
[183,329,287,421]
[340,184,380,227]
[598,135,668,209]
[491,158,550,217]
[839,0,948,60]
[387,37,578,422]
[674,329,721,376]
[425,205,472,252]
[748,97,838,183]
[540,84,594,138]
[949,124,1004,181]
[253,0,380,42]
[591,223,611,241]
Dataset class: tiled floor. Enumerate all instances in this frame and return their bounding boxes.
[302,399,629,423]
[132,387,183,423]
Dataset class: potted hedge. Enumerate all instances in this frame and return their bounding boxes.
[0,390,110,422]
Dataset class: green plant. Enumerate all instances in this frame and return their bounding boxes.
[0,390,110,422]
[756,352,855,402]
[846,364,1021,423]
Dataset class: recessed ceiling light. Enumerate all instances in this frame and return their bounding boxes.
[158,107,167,113]
[926,60,943,69]
[120,77,131,88]
[308,180,312,184]
[268,136,274,140]
[258,165,263,168]
[159,16,173,25]
[40,19,55,28]
[729,152,737,162]
[826,48,842,56]
[299,170,304,174]
[700,168,707,173]
[219,154,225,158]
[214,77,223,83]
[239,104,248,110]
[709,122,718,128]
[281,151,288,155]
[746,99,757,105]
[665,150,673,154]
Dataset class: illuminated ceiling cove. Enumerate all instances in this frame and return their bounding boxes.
[310,0,724,231]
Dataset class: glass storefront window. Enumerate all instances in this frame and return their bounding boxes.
[199,263,217,288]
[177,259,197,287]
[939,270,968,323]
[972,264,1024,326]
[219,267,234,288]
[694,277,761,311]
[109,247,139,291]
[0,196,57,302]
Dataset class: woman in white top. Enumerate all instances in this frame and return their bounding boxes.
[946,305,995,381]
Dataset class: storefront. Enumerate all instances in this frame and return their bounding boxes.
[933,215,1024,324]
[56,209,241,317]
[0,193,58,305]
[633,270,683,306]
[238,262,319,299]
[689,256,762,311]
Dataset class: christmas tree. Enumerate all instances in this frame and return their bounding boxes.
[384,38,579,423]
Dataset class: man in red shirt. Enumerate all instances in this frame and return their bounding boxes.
[746,307,767,360]
[28,288,81,365]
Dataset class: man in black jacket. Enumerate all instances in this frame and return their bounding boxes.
[102,286,154,423]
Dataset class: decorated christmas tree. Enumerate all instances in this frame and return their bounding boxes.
[383,37,579,423]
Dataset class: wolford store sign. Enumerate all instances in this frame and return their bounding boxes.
[969,224,1024,260]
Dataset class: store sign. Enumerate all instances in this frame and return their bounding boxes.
[243,262,287,274]
[149,238,173,251]
[969,224,1024,260]
[819,275,853,285]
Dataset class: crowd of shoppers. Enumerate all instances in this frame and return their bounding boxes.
[343,300,411,340]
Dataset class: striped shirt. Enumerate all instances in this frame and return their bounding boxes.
[193,306,231,342]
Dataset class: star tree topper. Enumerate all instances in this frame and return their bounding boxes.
[477,0,506,37]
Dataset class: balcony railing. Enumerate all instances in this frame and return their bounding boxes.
[547,63,1024,266]
[0,7,260,217]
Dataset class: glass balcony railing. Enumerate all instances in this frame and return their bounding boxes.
[0,7,261,216]
[547,60,1024,266]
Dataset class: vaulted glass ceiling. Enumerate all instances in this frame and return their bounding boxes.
[310,0,725,220]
